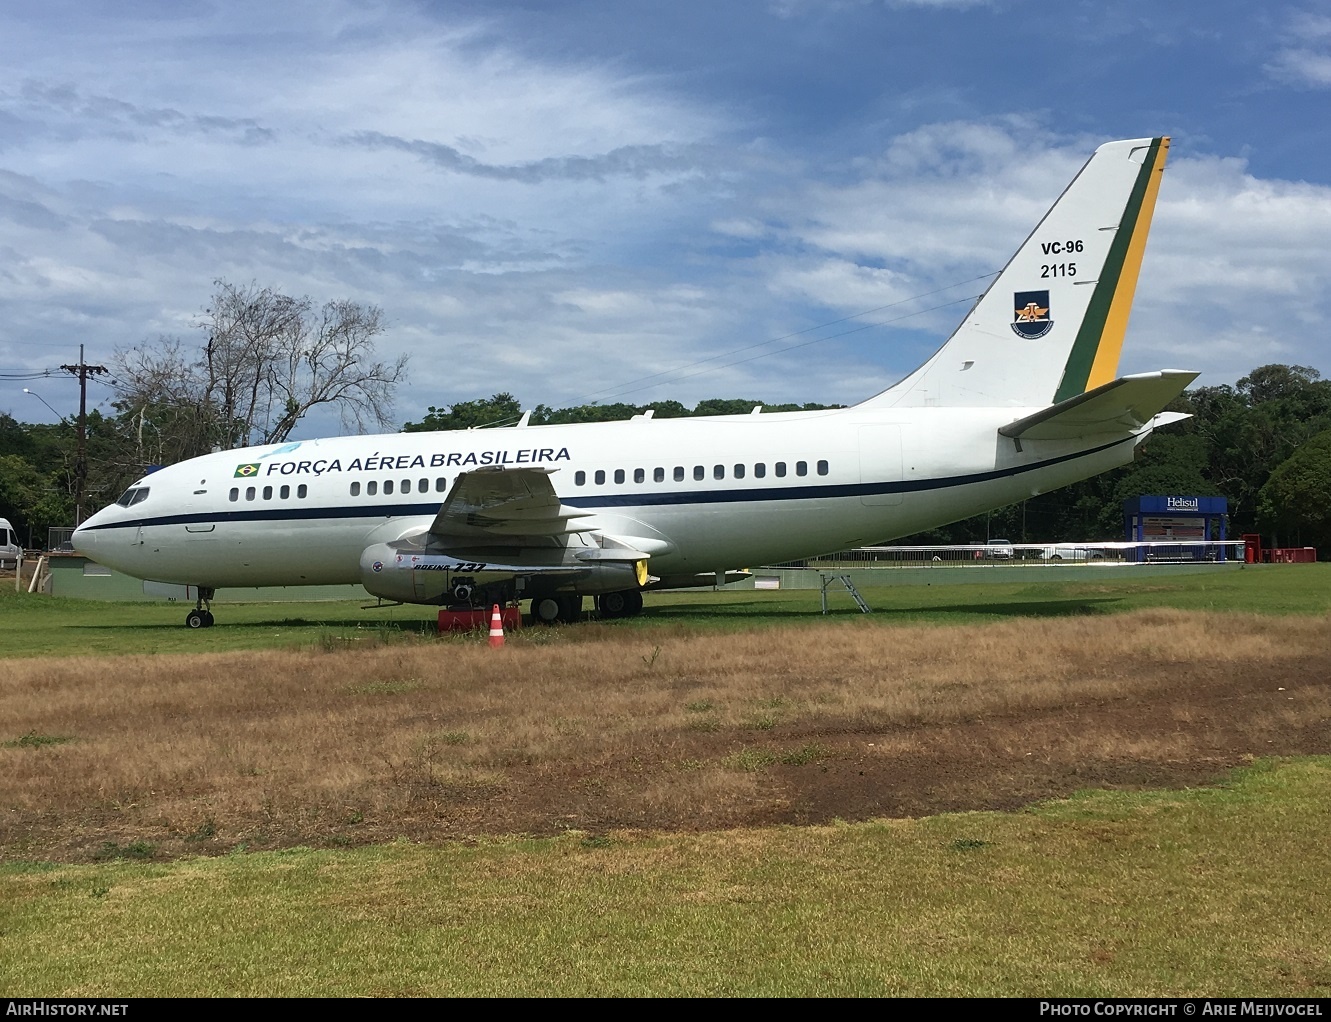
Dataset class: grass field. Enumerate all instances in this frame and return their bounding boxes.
[4,759,1329,996]
[1,562,1327,657]
[1,563,1328,996]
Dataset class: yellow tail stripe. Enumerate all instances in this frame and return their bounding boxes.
[1085,138,1170,391]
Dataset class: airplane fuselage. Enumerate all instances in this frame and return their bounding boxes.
[73,403,1141,590]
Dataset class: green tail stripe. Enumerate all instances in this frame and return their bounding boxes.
[1052,138,1162,403]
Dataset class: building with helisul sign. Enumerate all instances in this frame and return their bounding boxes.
[1122,495,1228,562]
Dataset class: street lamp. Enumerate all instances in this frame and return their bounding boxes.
[22,388,64,422]
[23,388,85,526]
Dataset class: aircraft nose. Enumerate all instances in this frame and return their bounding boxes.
[71,520,98,557]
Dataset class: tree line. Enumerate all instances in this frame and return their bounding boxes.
[3,287,1327,556]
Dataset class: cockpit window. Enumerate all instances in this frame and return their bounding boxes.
[115,485,151,508]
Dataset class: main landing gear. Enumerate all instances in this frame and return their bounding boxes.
[527,589,646,625]
[185,587,216,629]
[531,594,584,625]
[596,589,644,620]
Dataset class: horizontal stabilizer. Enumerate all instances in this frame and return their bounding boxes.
[999,370,1197,441]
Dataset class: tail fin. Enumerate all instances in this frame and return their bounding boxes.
[862,136,1169,409]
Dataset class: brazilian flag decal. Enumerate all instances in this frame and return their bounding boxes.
[234,463,261,478]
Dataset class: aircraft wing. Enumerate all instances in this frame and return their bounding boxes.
[428,466,594,540]
[999,370,1198,441]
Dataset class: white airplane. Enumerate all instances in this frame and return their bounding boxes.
[74,136,1195,628]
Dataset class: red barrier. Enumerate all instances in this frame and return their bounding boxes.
[1265,547,1317,564]
[438,606,523,633]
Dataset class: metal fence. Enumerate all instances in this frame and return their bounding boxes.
[772,540,1249,569]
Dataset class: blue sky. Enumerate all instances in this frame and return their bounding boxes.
[3,0,1331,435]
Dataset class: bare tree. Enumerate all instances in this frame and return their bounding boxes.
[114,280,407,456]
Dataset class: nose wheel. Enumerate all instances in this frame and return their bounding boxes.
[185,588,216,628]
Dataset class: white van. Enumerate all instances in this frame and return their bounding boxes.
[0,518,21,568]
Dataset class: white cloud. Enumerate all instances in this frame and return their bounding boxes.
[3,4,1330,429]
[1265,10,1331,88]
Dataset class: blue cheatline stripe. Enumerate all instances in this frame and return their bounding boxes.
[76,434,1134,533]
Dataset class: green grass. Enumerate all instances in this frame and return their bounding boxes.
[1,563,1327,658]
[3,758,1329,996]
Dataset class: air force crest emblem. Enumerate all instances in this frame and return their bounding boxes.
[1011,290,1052,339]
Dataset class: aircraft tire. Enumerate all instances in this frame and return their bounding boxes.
[598,589,644,619]
[186,609,207,629]
[532,597,562,625]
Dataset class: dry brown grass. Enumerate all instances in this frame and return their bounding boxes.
[2,609,1329,861]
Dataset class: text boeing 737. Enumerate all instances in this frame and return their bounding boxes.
[74,136,1194,628]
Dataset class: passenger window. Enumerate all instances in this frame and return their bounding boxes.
[713,465,724,480]
[367,481,378,496]
[384,480,394,495]
[693,466,704,481]
[817,460,829,476]
[280,485,290,499]
[401,479,411,494]
[263,486,272,500]
[733,464,745,479]
[297,484,308,498]
[576,470,586,486]
[634,468,645,483]
[674,466,684,482]
[776,462,787,477]
[595,470,606,485]
[229,488,238,502]
[796,461,808,477]
[436,477,447,492]
[614,469,625,484]
[755,463,766,478]
[245,486,256,501]
[350,482,361,497]
[419,478,428,492]
[654,467,664,483]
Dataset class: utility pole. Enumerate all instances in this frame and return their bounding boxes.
[60,345,108,526]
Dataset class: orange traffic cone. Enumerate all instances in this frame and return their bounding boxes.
[488,604,505,648]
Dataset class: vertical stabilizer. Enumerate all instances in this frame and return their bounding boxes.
[862,137,1169,409]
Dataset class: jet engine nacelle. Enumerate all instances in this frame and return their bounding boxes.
[358,542,647,605]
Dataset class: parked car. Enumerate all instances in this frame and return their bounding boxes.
[1037,544,1106,561]
[983,538,1015,559]
[0,517,20,569]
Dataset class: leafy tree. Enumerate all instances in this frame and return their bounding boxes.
[1257,428,1331,555]
[0,454,73,543]
[403,393,523,432]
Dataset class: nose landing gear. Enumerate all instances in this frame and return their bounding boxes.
[185,587,216,628]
